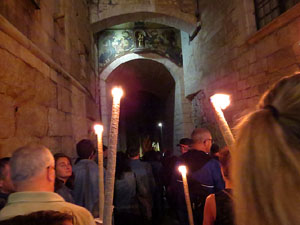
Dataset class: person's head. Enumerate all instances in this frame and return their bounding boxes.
[210,143,220,158]
[218,147,231,182]
[177,138,192,154]
[233,73,300,225]
[115,152,131,180]
[76,139,96,160]
[0,210,73,225]
[143,150,161,162]
[126,146,140,159]
[0,158,14,194]
[10,144,55,192]
[54,153,72,183]
[191,128,213,153]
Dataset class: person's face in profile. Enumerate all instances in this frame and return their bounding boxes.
[179,144,189,154]
[55,157,72,181]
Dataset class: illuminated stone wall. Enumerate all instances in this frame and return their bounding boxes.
[0,0,99,158]
[181,0,300,144]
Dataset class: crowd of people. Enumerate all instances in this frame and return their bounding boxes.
[0,73,299,225]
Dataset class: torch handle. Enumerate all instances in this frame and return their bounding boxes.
[97,136,104,221]
[213,106,235,150]
[182,175,195,225]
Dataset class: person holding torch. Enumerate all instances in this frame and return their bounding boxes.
[175,128,224,225]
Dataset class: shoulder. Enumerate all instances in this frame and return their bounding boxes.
[207,158,221,167]
[59,202,96,225]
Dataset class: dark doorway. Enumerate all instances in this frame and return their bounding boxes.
[106,59,175,153]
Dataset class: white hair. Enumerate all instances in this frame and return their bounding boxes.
[10,144,54,183]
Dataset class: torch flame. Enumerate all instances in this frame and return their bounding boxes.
[210,94,231,110]
[178,165,187,175]
[94,124,104,135]
[112,87,124,99]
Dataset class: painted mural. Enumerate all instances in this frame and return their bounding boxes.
[98,27,182,69]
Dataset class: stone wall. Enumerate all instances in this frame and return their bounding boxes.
[0,0,99,158]
[182,0,300,143]
[91,0,195,18]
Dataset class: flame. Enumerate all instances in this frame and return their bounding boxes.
[178,165,187,175]
[112,87,124,99]
[94,124,104,135]
[210,94,231,110]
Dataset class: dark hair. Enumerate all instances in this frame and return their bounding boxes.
[210,143,220,155]
[76,139,96,159]
[0,158,10,180]
[218,147,231,180]
[126,146,140,158]
[115,152,131,180]
[53,153,74,190]
[143,150,161,162]
[54,153,72,168]
[0,210,73,225]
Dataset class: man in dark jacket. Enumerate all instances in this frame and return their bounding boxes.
[73,139,99,214]
[127,147,155,224]
[174,128,225,225]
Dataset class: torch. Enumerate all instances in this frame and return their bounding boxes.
[94,124,104,222]
[178,165,194,225]
[103,87,123,225]
[210,94,235,149]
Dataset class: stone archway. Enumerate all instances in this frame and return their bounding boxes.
[99,53,193,152]
[91,4,197,34]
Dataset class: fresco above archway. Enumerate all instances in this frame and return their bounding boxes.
[97,22,182,70]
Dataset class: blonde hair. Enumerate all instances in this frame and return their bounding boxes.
[233,74,300,225]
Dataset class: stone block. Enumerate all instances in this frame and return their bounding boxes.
[72,115,88,141]
[62,136,76,158]
[276,18,300,49]
[0,49,36,90]
[255,35,280,59]
[71,91,86,117]
[241,86,259,99]
[292,41,300,56]
[48,108,73,136]
[86,96,99,120]
[267,48,298,73]
[0,95,15,138]
[248,59,268,75]
[40,136,62,154]
[247,72,268,87]
[237,80,250,91]
[35,75,57,108]
[58,86,72,113]
[0,136,40,158]
[16,102,48,138]
[0,82,6,94]
[13,87,36,106]
[50,69,58,83]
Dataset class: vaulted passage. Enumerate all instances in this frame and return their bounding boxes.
[106,59,175,152]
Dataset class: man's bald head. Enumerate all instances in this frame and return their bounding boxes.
[191,128,213,153]
[10,144,55,191]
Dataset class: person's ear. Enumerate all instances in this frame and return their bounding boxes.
[46,167,55,182]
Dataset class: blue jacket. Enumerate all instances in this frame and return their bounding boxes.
[73,159,99,213]
[178,150,224,194]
